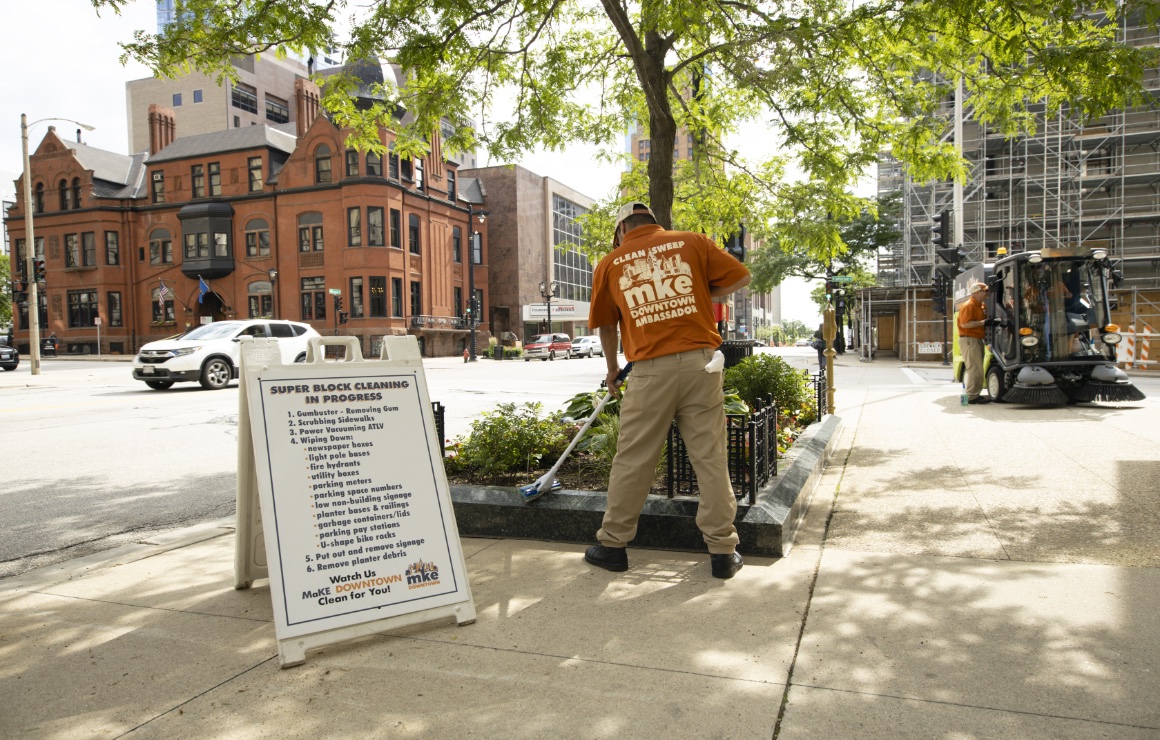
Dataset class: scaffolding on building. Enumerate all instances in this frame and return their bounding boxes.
[872,12,1160,365]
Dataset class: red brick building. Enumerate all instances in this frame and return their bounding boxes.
[6,83,489,358]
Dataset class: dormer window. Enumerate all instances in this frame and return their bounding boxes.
[315,145,332,183]
[191,164,205,199]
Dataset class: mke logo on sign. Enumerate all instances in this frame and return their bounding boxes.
[405,560,441,589]
[616,244,698,328]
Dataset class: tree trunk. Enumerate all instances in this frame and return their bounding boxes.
[642,31,675,229]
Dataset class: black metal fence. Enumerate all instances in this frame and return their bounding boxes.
[812,369,827,417]
[665,395,777,505]
[432,401,445,450]
[719,339,755,369]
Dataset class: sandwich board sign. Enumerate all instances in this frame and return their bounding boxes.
[234,335,475,667]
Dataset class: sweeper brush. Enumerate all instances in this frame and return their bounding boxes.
[1003,383,1070,406]
[1071,381,1147,403]
[518,363,632,503]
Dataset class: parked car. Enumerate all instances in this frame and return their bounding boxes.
[523,333,572,361]
[131,319,320,390]
[794,338,812,347]
[0,337,18,371]
[570,336,604,358]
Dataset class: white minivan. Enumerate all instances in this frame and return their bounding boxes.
[132,320,319,390]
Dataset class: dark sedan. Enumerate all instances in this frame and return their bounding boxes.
[0,338,19,371]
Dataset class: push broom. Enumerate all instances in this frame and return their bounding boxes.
[518,363,632,503]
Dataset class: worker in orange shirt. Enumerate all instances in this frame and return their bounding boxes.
[957,282,992,404]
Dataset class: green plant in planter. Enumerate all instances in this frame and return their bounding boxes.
[723,354,816,424]
[444,402,572,479]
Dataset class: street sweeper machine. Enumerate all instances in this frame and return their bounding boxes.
[951,247,1145,405]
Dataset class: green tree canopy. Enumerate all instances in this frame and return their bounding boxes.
[98,0,1160,261]
[748,191,902,293]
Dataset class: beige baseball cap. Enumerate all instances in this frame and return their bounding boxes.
[969,281,988,294]
[613,202,657,245]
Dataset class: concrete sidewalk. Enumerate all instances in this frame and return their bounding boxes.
[2,358,1158,738]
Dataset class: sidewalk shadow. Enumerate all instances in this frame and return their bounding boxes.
[1,472,236,577]
[793,553,1160,731]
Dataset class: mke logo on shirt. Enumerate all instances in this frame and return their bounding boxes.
[615,242,699,328]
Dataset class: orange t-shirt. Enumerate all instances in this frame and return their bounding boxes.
[589,224,750,361]
[957,296,986,339]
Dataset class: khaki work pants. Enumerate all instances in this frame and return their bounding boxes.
[597,347,740,554]
[960,336,984,399]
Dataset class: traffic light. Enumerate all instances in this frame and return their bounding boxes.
[931,275,947,314]
[12,280,27,305]
[338,312,349,325]
[33,258,46,282]
[932,210,949,249]
[724,225,747,262]
[333,295,343,314]
[824,277,836,300]
[935,247,967,280]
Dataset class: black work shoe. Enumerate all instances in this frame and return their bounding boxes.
[968,396,991,405]
[584,545,628,572]
[711,552,744,579]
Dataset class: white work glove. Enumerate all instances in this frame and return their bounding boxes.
[704,350,725,373]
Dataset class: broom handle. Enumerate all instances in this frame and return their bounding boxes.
[541,363,632,484]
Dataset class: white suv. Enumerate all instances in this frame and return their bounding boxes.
[132,320,320,390]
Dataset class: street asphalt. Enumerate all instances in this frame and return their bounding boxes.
[1,352,1158,738]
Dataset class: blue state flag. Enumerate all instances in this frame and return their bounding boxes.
[198,277,210,304]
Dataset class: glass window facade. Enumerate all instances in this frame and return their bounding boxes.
[552,194,593,302]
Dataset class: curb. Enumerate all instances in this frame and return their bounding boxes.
[449,415,844,557]
[0,518,236,594]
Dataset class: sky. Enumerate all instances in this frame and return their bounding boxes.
[1,0,824,327]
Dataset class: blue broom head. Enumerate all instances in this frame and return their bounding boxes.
[1004,383,1070,406]
[518,478,562,502]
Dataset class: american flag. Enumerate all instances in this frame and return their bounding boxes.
[158,281,170,308]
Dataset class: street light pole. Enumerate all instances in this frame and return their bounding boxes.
[20,114,95,375]
[539,281,557,333]
[20,114,41,376]
[466,205,489,362]
[267,268,278,319]
[468,204,478,362]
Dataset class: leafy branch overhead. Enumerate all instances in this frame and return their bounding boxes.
[747,192,902,294]
[97,0,1160,263]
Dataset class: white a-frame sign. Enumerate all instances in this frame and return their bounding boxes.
[234,336,475,667]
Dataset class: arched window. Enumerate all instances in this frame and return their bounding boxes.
[34,183,45,213]
[298,212,323,252]
[149,228,173,265]
[245,218,270,257]
[248,280,273,318]
[314,144,332,183]
[59,179,71,210]
[71,177,82,209]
